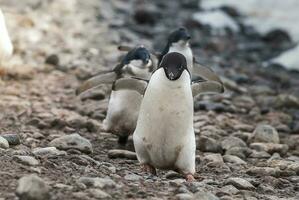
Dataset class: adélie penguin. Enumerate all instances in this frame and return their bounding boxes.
[0,8,13,64]
[132,52,223,181]
[76,46,156,146]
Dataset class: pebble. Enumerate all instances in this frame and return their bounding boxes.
[192,189,220,200]
[176,193,193,200]
[249,150,271,159]
[223,155,246,165]
[253,125,280,144]
[225,177,255,190]
[16,174,50,200]
[250,143,288,155]
[221,136,247,151]
[108,149,137,160]
[88,188,111,199]
[203,153,224,166]
[32,147,67,157]
[246,167,281,177]
[225,147,252,159]
[233,124,255,132]
[1,134,21,145]
[14,155,39,166]
[45,54,59,66]
[197,136,222,153]
[124,174,142,181]
[78,177,116,189]
[217,185,239,196]
[49,133,93,154]
[0,136,9,149]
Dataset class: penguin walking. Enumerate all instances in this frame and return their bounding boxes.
[77,46,156,146]
[0,8,13,64]
[132,52,223,181]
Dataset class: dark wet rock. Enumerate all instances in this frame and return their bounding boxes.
[225,177,255,190]
[262,29,292,49]
[45,54,59,66]
[194,101,227,112]
[16,174,50,200]
[49,133,93,154]
[253,125,280,144]
[1,134,21,145]
[133,6,159,25]
[197,136,222,153]
[108,149,137,160]
[219,6,242,18]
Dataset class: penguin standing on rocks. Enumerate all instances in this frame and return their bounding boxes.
[0,8,13,65]
[132,52,223,181]
[76,46,156,146]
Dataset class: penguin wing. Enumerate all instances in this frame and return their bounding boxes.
[193,59,223,85]
[113,78,148,95]
[76,71,117,95]
[192,80,224,97]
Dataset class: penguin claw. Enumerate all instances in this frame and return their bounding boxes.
[141,164,157,175]
[185,174,195,182]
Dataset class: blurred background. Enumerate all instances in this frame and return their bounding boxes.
[0,0,299,199]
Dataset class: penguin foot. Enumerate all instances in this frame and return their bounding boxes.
[185,174,195,182]
[141,164,157,175]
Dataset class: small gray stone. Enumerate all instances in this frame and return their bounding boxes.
[176,193,193,200]
[78,177,116,188]
[1,134,21,145]
[192,189,219,200]
[253,125,280,144]
[217,185,239,196]
[225,147,252,159]
[0,136,9,149]
[234,124,254,132]
[225,177,255,190]
[249,150,271,158]
[124,173,142,181]
[49,133,93,154]
[250,143,288,155]
[203,153,224,166]
[88,189,111,199]
[246,167,281,177]
[223,155,246,165]
[16,174,50,200]
[14,156,40,166]
[108,149,137,160]
[197,136,222,153]
[221,136,247,151]
[32,147,67,157]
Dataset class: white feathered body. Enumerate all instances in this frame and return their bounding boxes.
[103,62,153,137]
[0,9,13,62]
[133,69,195,174]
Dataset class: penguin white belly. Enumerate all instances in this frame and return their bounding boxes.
[0,9,13,61]
[104,90,142,136]
[133,69,195,173]
[168,46,193,73]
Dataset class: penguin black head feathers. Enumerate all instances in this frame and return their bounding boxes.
[121,46,150,65]
[159,52,188,81]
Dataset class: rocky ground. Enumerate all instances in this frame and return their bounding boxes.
[0,0,299,199]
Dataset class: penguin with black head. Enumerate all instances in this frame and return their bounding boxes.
[77,46,155,146]
[132,52,223,181]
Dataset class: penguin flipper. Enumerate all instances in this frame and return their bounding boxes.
[76,71,117,95]
[113,78,148,95]
[193,59,223,85]
[192,80,224,97]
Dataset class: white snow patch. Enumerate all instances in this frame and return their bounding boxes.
[192,10,239,34]
[271,46,299,70]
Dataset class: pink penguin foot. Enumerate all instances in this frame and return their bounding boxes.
[141,164,157,175]
[185,174,195,182]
